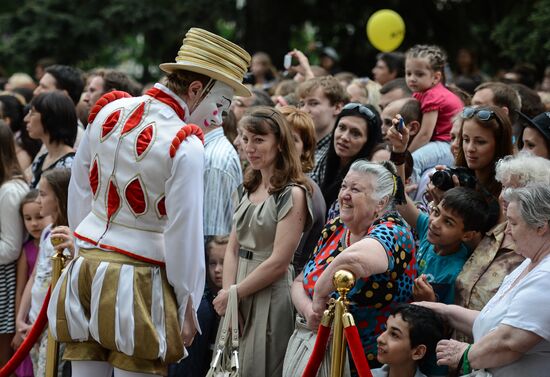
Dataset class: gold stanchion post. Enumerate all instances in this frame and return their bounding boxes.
[45,236,66,377]
[330,270,355,377]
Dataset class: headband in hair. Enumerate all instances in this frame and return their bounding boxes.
[252,111,277,120]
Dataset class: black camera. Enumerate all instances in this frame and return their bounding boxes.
[431,167,477,191]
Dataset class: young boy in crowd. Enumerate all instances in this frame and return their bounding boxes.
[399,186,492,305]
[373,304,445,377]
[387,121,494,305]
[387,121,498,377]
[296,76,347,185]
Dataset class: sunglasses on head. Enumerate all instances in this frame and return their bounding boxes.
[461,106,502,126]
[342,103,376,121]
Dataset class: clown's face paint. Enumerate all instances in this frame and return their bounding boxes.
[188,81,234,128]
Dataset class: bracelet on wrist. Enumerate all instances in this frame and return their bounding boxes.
[390,150,407,165]
[461,344,472,374]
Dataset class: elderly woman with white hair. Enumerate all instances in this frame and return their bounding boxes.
[284,160,417,375]
[420,183,550,376]
[454,153,550,342]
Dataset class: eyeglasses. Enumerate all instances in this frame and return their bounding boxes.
[461,106,502,126]
[342,103,376,121]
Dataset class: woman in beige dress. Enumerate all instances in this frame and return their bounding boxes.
[213,106,312,377]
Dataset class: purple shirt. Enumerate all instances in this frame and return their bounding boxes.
[23,239,39,278]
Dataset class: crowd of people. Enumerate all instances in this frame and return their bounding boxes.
[1,27,550,377]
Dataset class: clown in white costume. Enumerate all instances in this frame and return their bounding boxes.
[47,28,251,376]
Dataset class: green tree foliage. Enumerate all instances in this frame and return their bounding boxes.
[290,0,549,77]
[0,0,236,80]
[0,0,109,71]
[0,0,548,81]
[491,0,550,65]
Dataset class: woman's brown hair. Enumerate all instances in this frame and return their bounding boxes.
[278,106,316,173]
[42,168,71,227]
[0,121,23,186]
[455,105,514,197]
[241,106,310,194]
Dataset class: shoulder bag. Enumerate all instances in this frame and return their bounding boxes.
[206,285,239,377]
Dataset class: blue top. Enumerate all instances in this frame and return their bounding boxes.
[203,127,243,236]
[415,212,470,305]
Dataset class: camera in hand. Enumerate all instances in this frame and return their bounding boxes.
[431,167,477,191]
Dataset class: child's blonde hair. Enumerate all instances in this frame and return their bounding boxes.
[406,44,447,73]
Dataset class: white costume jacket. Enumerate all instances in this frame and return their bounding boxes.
[67,83,205,328]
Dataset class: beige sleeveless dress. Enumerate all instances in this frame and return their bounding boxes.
[233,184,312,377]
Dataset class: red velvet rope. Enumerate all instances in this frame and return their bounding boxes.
[0,287,51,377]
[344,325,373,377]
[301,322,331,377]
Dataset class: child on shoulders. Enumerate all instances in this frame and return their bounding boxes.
[405,44,463,153]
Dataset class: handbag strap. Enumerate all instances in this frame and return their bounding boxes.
[216,284,239,350]
[229,284,239,349]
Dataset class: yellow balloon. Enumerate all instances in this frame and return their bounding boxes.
[366,9,405,52]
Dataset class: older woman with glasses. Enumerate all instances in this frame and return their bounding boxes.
[284,160,416,375]
[319,102,382,220]
[419,184,550,376]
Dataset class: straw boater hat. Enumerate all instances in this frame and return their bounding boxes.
[160,28,252,97]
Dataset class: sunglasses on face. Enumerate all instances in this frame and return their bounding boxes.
[342,103,376,121]
[461,106,502,126]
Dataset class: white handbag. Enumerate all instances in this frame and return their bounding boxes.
[282,315,350,377]
[206,285,240,377]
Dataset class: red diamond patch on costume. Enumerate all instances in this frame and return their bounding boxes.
[101,109,122,140]
[135,123,155,159]
[121,102,146,136]
[106,178,121,221]
[156,196,166,218]
[89,156,100,198]
[125,176,147,216]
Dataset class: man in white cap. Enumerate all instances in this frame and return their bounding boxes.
[47,28,251,377]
